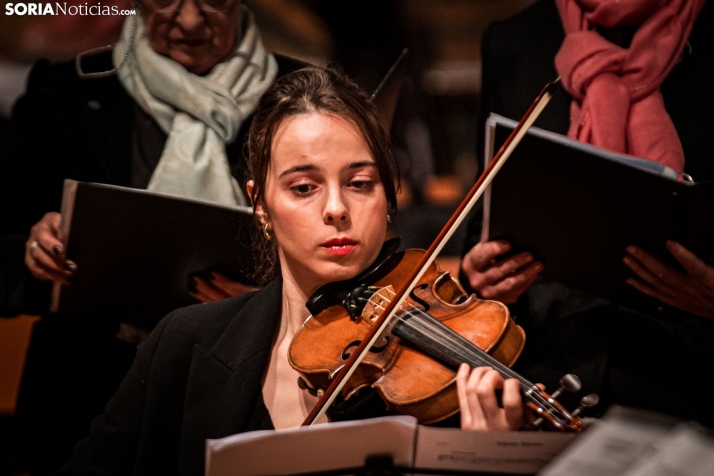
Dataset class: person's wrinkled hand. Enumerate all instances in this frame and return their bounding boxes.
[24,212,76,284]
[456,364,529,431]
[624,241,714,320]
[461,240,543,304]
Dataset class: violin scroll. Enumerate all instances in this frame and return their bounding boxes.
[526,374,597,432]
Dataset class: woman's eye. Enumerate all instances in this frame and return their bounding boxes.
[350,179,372,189]
[291,184,314,195]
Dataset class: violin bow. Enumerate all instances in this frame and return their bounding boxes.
[303,77,562,426]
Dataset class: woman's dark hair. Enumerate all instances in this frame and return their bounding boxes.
[246,66,399,285]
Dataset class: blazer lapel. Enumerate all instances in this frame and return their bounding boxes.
[84,77,133,185]
[178,279,283,476]
[77,51,133,185]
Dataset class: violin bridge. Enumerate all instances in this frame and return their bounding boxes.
[360,285,396,325]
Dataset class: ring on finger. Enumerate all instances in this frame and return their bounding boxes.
[30,241,39,251]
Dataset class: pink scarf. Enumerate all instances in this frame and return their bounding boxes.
[554,0,705,172]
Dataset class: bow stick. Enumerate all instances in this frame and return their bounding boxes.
[303,77,562,426]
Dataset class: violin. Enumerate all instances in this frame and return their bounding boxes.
[289,77,596,431]
[290,239,588,431]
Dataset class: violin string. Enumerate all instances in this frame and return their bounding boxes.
[363,294,521,380]
[396,308,560,418]
[365,294,563,420]
[395,307,558,416]
[367,294,529,385]
[396,305,562,420]
[392,311,559,418]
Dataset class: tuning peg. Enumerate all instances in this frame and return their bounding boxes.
[529,417,545,430]
[551,374,581,400]
[571,393,599,417]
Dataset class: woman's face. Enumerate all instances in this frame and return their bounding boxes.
[256,112,390,293]
[142,0,241,75]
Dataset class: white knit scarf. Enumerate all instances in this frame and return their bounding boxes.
[113,6,278,206]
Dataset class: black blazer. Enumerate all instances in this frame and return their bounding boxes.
[56,280,283,476]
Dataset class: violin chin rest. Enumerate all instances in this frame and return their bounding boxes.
[306,238,402,315]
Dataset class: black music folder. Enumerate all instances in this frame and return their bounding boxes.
[50,180,255,328]
[482,114,714,313]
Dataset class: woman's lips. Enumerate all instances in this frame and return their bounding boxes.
[321,238,358,257]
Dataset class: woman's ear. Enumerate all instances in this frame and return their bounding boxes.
[246,180,255,206]
[246,180,268,224]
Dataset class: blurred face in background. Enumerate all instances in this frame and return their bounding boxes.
[141,0,241,74]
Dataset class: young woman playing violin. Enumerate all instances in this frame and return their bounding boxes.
[58,67,532,476]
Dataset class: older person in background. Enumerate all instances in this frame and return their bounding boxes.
[0,1,303,473]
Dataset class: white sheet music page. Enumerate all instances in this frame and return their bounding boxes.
[205,415,417,476]
[415,426,576,474]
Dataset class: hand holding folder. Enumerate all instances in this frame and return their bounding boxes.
[481,114,714,316]
[50,180,256,329]
[461,239,543,304]
[624,241,714,320]
[24,212,76,285]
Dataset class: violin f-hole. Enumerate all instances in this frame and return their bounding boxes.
[409,283,431,311]
[341,337,391,360]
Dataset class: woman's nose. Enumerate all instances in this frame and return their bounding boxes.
[323,189,349,225]
[175,0,204,31]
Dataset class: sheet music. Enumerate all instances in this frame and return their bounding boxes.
[205,415,577,476]
[205,416,417,476]
[415,426,576,475]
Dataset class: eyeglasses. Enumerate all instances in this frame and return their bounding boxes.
[141,0,236,14]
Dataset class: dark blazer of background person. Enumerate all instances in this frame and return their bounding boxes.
[462,0,714,425]
[0,50,304,476]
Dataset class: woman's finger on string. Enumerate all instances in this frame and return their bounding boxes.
[460,365,491,430]
[475,369,506,429]
[456,363,474,428]
[502,378,525,430]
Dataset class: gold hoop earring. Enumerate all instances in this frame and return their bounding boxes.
[262,223,273,241]
[387,214,392,229]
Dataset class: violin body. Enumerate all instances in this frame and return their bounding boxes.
[289,248,525,424]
